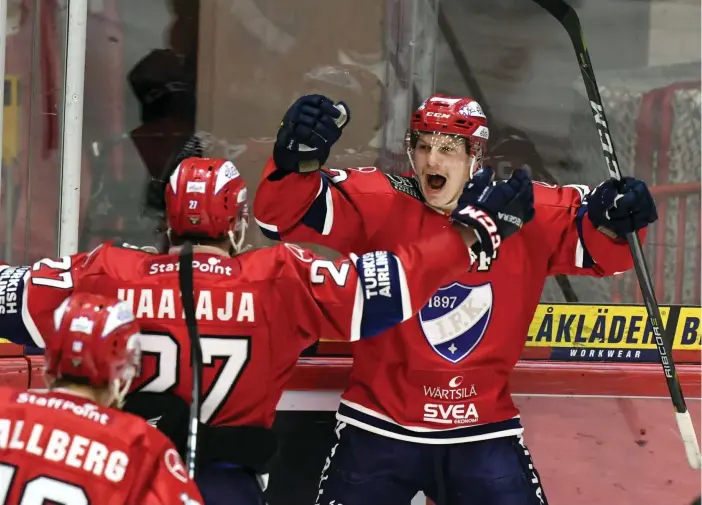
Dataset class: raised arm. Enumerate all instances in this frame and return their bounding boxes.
[0,253,84,347]
[255,160,401,254]
[276,222,476,342]
[0,242,122,347]
[254,94,399,254]
[533,178,656,276]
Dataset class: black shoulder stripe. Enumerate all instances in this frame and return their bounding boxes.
[384,174,424,202]
[301,172,331,234]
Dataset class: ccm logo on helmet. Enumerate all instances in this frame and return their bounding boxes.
[425,112,451,119]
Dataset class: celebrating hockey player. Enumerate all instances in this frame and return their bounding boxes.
[0,154,533,504]
[253,94,659,505]
[0,292,203,505]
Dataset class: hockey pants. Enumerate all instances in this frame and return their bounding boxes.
[196,463,266,505]
[315,422,547,505]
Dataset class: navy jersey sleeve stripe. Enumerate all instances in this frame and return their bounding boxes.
[254,217,282,241]
[0,265,41,346]
[301,173,333,236]
[353,251,412,339]
[256,175,332,240]
[575,205,595,268]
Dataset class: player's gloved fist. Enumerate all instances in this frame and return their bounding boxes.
[273,94,350,174]
[451,167,535,257]
[586,177,658,239]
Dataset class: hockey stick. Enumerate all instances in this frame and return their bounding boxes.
[532,0,701,470]
[178,241,204,478]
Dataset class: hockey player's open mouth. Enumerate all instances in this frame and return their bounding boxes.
[425,173,447,191]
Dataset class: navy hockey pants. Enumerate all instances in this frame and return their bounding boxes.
[196,463,265,505]
[315,422,547,505]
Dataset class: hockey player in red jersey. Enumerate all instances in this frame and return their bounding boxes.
[0,292,203,505]
[0,154,533,504]
[253,94,659,505]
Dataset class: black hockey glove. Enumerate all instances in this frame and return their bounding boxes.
[272,94,349,177]
[451,167,535,257]
[586,177,658,239]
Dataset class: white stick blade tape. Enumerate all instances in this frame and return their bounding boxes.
[675,411,702,470]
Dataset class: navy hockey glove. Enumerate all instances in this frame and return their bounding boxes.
[586,177,658,239]
[452,167,535,257]
[273,94,350,175]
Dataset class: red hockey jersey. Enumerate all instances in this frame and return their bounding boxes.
[0,229,471,429]
[0,387,202,505]
[254,160,643,443]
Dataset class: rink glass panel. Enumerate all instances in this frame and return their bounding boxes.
[0,1,699,505]
[0,0,67,265]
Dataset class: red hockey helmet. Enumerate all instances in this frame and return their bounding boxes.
[164,157,249,252]
[410,94,490,144]
[407,94,491,211]
[46,293,141,407]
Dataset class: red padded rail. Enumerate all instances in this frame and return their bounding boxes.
[0,345,32,390]
[0,343,25,357]
[11,351,701,398]
[0,344,34,390]
[316,341,699,364]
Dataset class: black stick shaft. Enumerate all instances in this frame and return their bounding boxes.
[178,241,203,478]
[530,0,687,411]
[532,0,700,471]
[534,0,687,413]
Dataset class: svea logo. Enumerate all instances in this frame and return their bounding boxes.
[423,403,479,425]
